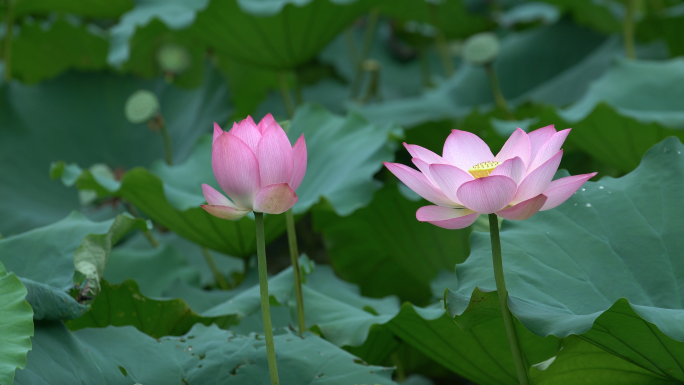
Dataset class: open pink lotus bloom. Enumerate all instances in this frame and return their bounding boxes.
[201,114,306,220]
[384,125,596,229]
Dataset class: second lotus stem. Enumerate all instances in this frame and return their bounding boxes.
[255,212,280,385]
[278,69,307,336]
[156,113,173,166]
[3,0,13,82]
[286,209,306,336]
[201,247,231,290]
[488,213,528,385]
[623,0,637,59]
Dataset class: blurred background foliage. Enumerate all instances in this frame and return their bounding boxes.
[2,0,684,384]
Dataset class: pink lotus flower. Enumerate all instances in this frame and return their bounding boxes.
[201,114,306,220]
[384,125,596,229]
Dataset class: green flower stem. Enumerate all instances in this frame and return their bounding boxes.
[418,47,433,88]
[344,28,359,67]
[623,0,637,59]
[278,71,295,118]
[201,247,230,290]
[428,3,455,78]
[488,213,528,385]
[255,212,280,385]
[285,209,307,336]
[3,0,14,82]
[156,114,173,166]
[277,71,307,336]
[350,8,379,99]
[484,63,515,120]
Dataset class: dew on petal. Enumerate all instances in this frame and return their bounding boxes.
[586,203,592,207]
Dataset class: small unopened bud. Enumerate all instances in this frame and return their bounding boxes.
[124,90,159,124]
[156,44,191,74]
[462,32,500,66]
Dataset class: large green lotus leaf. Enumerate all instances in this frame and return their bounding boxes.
[106,231,244,295]
[10,16,108,84]
[313,183,470,304]
[163,324,397,384]
[0,212,148,320]
[377,0,492,39]
[14,322,184,385]
[288,103,399,215]
[50,147,287,258]
[0,69,231,235]
[559,58,684,129]
[0,262,34,385]
[446,137,684,382]
[354,20,666,128]
[194,260,559,384]
[530,336,675,385]
[12,0,133,18]
[537,0,622,34]
[66,280,233,338]
[109,0,380,70]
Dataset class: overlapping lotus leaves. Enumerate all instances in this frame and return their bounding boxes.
[14,322,186,384]
[12,0,133,18]
[105,231,244,295]
[314,184,470,304]
[164,324,397,385]
[16,320,397,384]
[377,0,492,39]
[536,0,622,34]
[0,212,148,320]
[52,103,395,255]
[354,20,667,128]
[183,260,559,385]
[66,280,233,337]
[0,262,33,385]
[109,0,382,71]
[446,137,684,382]
[530,337,675,385]
[10,16,108,84]
[0,69,231,235]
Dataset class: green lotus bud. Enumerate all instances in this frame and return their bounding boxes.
[124,90,159,124]
[156,44,191,74]
[462,32,500,66]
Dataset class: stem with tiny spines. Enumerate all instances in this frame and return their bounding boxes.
[3,0,14,82]
[201,247,231,290]
[350,8,379,99]
[484,63,514,120]
[623,0,637,59]
[489,213,529,385]
[255,212,280,385]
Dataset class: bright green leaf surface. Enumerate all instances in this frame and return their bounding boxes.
[0,212,147,320]
[0,262,34,385]
[13,0,133,18]
[446,137,684,382]
[66,280,232,338]
[11,16,108,84]
[0,69,231,235]
[530,337,675,385]
[314,184,471,304]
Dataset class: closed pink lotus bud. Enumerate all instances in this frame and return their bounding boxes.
[384,125,596,229]
[201,114,306,220]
